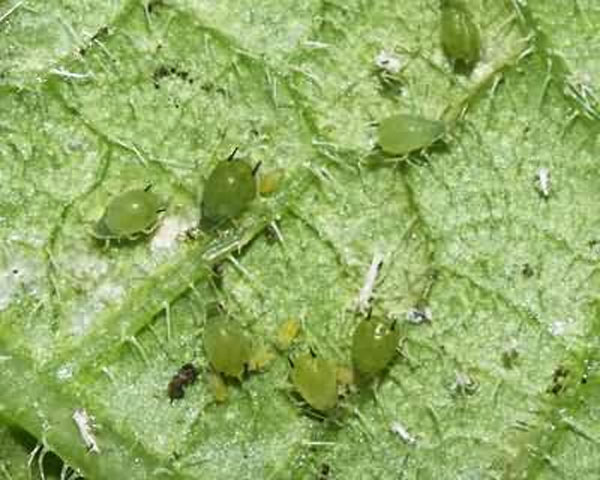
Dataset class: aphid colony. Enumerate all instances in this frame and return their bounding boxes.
[92,147,268,244]
[168,308,402,414]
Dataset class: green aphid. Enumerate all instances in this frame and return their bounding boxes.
[290,351,337,412]
[377,114,445,155]
[92,186,165,241]
[203,317,252,380]
[200,148,258,231]
[352,317,400,376]
[440,0,481,70]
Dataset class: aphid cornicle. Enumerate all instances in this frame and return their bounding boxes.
[93,186,165,241]
[352,317,400,376]
[167,363,198,401]
[290,351,338,412]
[440,0,481,71]
[377,114,445,156]
[203,317,252,380]
[200,148,258,231]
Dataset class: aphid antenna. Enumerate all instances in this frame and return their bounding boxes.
[127,336,150,365]
[226,147,239,162]
[92,38,118,64]
[252,161,262,177]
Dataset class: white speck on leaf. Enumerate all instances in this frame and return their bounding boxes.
[536,167,550,198]
[356,250,385,315]
[374,50,403,75]
[390,421,417,445]
[72,408,100,454]
[151,215,197,253]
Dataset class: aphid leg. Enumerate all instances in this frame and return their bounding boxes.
[252,161,262,177]
[144,183,153,192]
[156,207,167,214]
[287,356,295,369]
[226,146,239,162]
[309,346,317,358]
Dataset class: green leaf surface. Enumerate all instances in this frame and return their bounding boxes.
[1,0,600,479]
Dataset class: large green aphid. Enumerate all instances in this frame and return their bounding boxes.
[352,317,400,376]
[290,350,337,412]
[92,186,165,241]
[440,0,481,71]
[203,317,252,380]
[200,148,258,231]
[377,114,445,155]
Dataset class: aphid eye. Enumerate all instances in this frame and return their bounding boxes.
[92,188,165,241]
[200,149,257,231]
[290,352,338,412]
[352,317,401,376]
[377,114,445,156]
[440,0,481,72]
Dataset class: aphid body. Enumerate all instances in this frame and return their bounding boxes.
[204,318,252,380]
[377,114,445,155]
[93,187,164,240]
[291,352,337,412]
[167,363,198,401]
[352,317,400,375]
[440,0,481,70]
[200,150,257,231]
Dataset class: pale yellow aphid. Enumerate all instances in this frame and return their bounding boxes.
[275,318,301,351]
[207,371,228,403]
[259,168,285,195]
[336,365,356,397]
[248,344,276,372]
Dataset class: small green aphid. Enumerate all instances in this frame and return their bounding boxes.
[377,114,445,156]
[352,317,400,376]
[290,351,337,412]
[440,0,481,70]
[203,317,252,380]
[92,186,165,241]
[200,148,258,231]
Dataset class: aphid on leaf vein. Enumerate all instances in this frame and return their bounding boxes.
[200,147,258,231]
[92,185,165,241]
[167,363,198,401]
[377,114,445,156]
[440,0,481,71]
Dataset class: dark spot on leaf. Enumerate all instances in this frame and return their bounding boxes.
[521,263,534,278]
[547,365,569,395]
